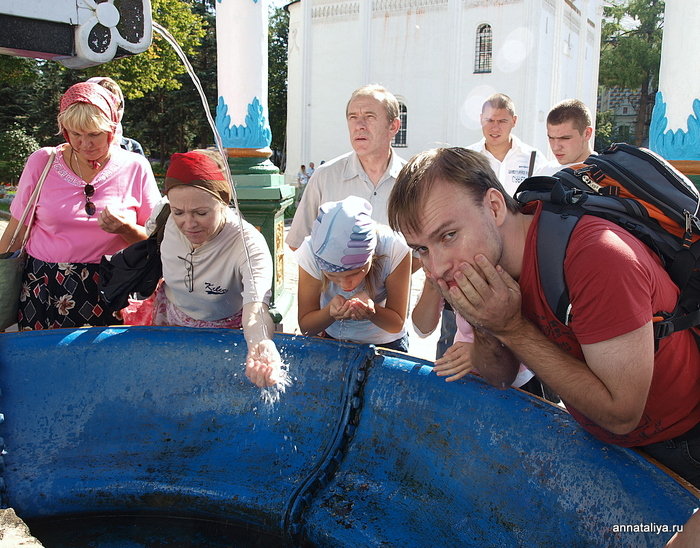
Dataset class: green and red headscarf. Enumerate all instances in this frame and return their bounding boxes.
[164,150,232,205]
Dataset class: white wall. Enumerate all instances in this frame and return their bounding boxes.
[285,0,602,182]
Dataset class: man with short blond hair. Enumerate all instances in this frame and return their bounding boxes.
[441,93,545,362]
[466,93,546,196]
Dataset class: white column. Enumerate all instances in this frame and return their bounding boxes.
[215,0,272,150]
[300,0,314,166]
[445,0,463,144]
[649,0,700,160]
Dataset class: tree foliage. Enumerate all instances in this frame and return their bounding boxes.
[124,0,217,164]
[86,0,206,99]
[599,0,665,145]
[0,124,40,183]
[268,5,289,170]
[0,58,41,140]
[0,56,37,86]
[593,108,635,150]
[0,0,290,174]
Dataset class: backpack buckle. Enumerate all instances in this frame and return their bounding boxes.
[653,318,675,340]
[682,210,699,248]
[552,181,586,205]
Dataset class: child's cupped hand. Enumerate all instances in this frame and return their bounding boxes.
[345,291,375,320]
[329,295,354,320]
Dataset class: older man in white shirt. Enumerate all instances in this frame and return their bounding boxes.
[286,85,406,251]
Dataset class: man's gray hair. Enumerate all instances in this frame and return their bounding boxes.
[347,84,400,124]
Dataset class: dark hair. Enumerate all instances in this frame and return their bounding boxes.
[388,147,519,235]
[547,99,592,133]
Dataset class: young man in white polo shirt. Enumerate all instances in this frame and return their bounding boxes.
[466,93,547,196]
[435,93,546,361]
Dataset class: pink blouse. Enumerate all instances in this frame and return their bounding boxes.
[11,145,161,263]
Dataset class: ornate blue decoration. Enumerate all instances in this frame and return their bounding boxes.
[649,91,700,160]
[216,96,272,149]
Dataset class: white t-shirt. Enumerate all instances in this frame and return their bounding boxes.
[295,227,410,344]
[286,150,406,249]
[535,160,568,177]
[535,153,596,177]
[160,208,272,321]
[466,135,547,197]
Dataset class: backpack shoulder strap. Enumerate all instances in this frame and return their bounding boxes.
[654,240,700,340]
[535,203,583,326]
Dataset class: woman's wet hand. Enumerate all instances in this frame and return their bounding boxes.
[245,339,284,387]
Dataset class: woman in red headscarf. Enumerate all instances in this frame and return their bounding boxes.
[130,149,284,388]
[0,82,161,330]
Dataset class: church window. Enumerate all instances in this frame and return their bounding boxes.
[393,102,408,147]
[474,24,492,74]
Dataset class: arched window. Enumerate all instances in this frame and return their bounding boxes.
[392,102,408,148]
[474,24,492,74]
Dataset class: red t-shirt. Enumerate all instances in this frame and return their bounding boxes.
[520,202,700,446]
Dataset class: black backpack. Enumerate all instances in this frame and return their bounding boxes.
[515,143,700,344]
[99,203,170,312]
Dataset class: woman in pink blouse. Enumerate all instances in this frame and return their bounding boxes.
[0,82,161,330]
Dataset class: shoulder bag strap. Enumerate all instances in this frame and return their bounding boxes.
[527,150,537,177]
[154,202,171,246]
[6,148,56,252]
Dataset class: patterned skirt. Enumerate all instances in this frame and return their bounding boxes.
[18,256,120,330]
[119,283,243,329]
[152,284,243,328]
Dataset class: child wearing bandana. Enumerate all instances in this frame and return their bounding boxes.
[295,196,412,351]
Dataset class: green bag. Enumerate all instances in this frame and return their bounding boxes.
[0,249,26,330]
[0,149,55,330]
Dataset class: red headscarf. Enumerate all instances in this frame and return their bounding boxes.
[164,150,232,204]
[59,82,120,143]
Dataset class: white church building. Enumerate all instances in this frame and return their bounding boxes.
[284,0,603,182]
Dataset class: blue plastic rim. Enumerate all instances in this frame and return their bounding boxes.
[0,326,697,546]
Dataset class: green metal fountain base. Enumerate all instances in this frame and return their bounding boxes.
[228,156,295,324]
